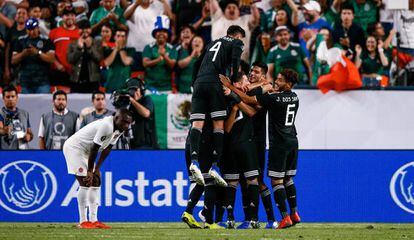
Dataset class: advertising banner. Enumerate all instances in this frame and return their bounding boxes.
[0,150,413,222]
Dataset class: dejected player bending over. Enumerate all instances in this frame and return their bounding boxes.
[63,109,133,229]
[220,68,301,229]
[189,25,245,186]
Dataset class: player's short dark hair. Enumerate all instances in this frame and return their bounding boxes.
[234,72,246,83]
[92,90,105,101]
[117,108,133,119]
[252,61,268,75]
[53,90,67,100]
[340,2,354,14]
[2,85,18,98]
[280,69,298,86]
[227,25,246,38]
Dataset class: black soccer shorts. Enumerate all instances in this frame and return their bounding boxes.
[222,140,260,181]
[267,144,298,179]
[190,82,227,121]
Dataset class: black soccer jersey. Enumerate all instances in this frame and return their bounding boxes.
[256,90,299,146]
[248,88,267,143]
[227,107,254,144]
[195,36,244,83]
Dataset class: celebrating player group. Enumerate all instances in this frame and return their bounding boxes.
[61,24,300,230]
[183,25,301,229]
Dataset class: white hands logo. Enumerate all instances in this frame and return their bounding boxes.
[0,160,57,214]
[390,162,414,214]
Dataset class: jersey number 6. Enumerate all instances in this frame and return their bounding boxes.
[285,104,296,126]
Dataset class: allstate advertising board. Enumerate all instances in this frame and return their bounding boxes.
[0,150,413,222]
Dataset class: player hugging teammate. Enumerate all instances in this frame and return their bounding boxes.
[183,25,301,229]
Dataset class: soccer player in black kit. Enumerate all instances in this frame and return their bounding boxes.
[188,25,245,186]
[220,68,301,229]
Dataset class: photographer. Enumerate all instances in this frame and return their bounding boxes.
[67,19,103,93]
[11,18,55,93]
[0,85,33,150]
[125,78,158,149]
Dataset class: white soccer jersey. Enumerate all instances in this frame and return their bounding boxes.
[64,116,123,155]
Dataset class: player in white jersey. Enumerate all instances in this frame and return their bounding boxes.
[63,109,133,229]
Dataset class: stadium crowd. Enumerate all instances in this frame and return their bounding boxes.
[0,0,413,93]
[0,0,414,150]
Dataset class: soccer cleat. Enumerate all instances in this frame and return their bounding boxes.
[277,216,293,229]
[236,221,251,229]
[226,220,236,229]
[92,221,111,229]
[190,161,205,185]
[198,209,206,223]
[204,223,225,229]
[249,220,261,229]
[265,221,278,229]
[208,165,227,187]
[182,212,202,229]
[290,212,301,225]
[77,221,95,229]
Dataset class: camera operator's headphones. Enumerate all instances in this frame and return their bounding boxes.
[125,77,146,96]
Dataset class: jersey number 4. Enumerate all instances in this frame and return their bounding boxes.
[285,104,296,126]
[209,42,222,62]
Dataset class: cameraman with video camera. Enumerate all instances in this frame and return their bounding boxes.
[0,85,33,150]
[113,78,158,149]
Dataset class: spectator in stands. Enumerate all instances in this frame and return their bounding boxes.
[3,7,28,84]
[262,0,295,32]
[49,6,79,87]
[391,9,414,57]
[0,33,4,80]
[126,78,158,149]
[175,25,194,92]
[210,0,260,61]
[251,32,272,65]
[11,18,55,93]
[0,85,33,150]
[332,3,365,59]
[355,36,389,86]
[173,0,202,38]
[0,0,16,39]
[72,0,89,22]
[103,28,134,93]
[367,22,395,50]
[124,0,173,72]
[352,0,379,33]
[176,31,204,94]
[267,26,312,84]
[90,0,127,34]
[320,0,344,28]
[54,0,70,27]
[67,20,103,93]
[271,8,299,41]
[191,0,212,44]
[29,4,50,36]
[101,23,114,47]
[80,90,114,128]
[38,90,78,150]
[298,0,331,57]
[142,15,176,93]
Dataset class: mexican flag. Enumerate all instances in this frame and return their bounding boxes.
[151,94,192,149]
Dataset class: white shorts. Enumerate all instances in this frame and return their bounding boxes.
[63,143,89,176]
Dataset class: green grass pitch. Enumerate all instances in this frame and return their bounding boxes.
[0,223,413,240]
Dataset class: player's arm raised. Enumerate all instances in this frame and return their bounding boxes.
[224,85,257,117]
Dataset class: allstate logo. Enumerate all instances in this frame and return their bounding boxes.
[390,162,414,214]
[0,160,57,214]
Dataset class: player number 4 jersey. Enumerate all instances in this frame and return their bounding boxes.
[196,36,244,83]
